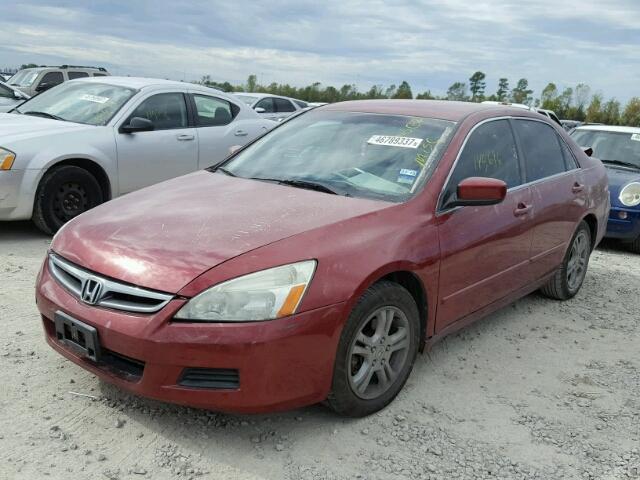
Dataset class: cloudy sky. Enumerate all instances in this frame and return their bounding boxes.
[1,0,639,101]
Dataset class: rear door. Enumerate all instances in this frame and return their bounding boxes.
[512,119,586,279]
[436,119,534,332]
[115,92,198,194]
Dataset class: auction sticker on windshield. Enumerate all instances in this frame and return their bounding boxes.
[368,135,423,149]
[80,94,109,104]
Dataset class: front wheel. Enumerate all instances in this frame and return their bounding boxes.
[32,165,103,235]
[540,221,592,300]
[327,281,420,417]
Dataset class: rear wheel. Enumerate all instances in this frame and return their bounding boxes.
[540,221,591,300]
[32,165,103,235]
[327,281,420,417]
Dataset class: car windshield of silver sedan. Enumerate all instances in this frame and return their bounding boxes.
[13,82,137,126]
[572,130,640,170]
[7,69,39,87]
[218,111,456,202]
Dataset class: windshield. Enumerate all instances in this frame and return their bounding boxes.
[14,82,137,126]
[218,111,456,202]
[571,129,640,169]
[234,94,257,105]
[8,69,39,87]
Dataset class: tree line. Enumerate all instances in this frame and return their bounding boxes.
[201,72,640,127]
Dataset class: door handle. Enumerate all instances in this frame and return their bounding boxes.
[234,130,248,137]
[514,203,532,217]
[176,134,195,141]
[572,182,584,193]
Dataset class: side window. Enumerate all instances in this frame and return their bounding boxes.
[68,71,89,80]
[513,120,566,182]
[294,99,308,109]
[127,93,188,130]
[274,98,295,113]
[193,95,237,126]
[0,84,13,99]
[93,73,107,77]
[560,139,579,170]
[255,97,275,113]
[443,120,521,207]
[39,72,64,88]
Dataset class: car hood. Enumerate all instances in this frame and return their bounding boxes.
[52,171,393,293]
[0,113,90,143]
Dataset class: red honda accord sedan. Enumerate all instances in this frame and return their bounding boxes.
[36,100,609,416]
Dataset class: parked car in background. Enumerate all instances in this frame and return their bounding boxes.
[0,80,29,113]
[234,92,307,121]
[0,73,13,82]
[482,101,562,126]
[571,125,640,252]
[36,100,608,417]
[7,65,110,97]
[0,77,274,233]
[561,119,583,132]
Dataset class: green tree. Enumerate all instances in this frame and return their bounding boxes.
[20,63,38,69]
[601,99,621,125]
[496,78,509,101]
[468,71,486,102]
[384,84,397,98]
[586,94,603,123]
[510,78,533,104]
[416,90,435,100]
[446,82,467,101]
[540,83,559,111]
[393,81,413,99]
[245,74,258,93]
[622,97,640,127]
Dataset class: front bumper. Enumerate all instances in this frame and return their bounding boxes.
[36,259,347,413]
[605,206,640,241]
[0,169,39,220]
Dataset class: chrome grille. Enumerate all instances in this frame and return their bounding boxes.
[48,253,174,314]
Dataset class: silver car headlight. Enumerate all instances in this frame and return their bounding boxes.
[0,147,16,170]
[619,182,640,207]
[174,260,317,322]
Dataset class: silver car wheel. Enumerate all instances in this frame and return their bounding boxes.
[567,230,589,291]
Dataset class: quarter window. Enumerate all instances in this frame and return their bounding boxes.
[513,120,566,182]
[193,95,237,126]
[274,98,295,113]
[127,93,188,130]
[443,119,521,207]
[0,83,13,99]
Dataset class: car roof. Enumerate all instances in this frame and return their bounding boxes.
[575,125,640,134]
[234,92,298,101]
[322,100,536,122]
[72,76,222,93]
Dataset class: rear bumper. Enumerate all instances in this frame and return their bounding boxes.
[605,206,640,241]
[36,259,347,413]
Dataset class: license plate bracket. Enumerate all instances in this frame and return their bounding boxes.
[54,311,101,362]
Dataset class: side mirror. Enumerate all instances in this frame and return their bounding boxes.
[229,145,242,155]
[451,177,507,207]
[35,82,53,93]
[582,146,593,157]
[13,90,27,100]
[120,117,154,134]
[254,107,266,113]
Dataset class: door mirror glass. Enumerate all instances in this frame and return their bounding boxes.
[35,82,52,92]
[254,106,266,113]
[120,116,155,133]
[452,177,507,207]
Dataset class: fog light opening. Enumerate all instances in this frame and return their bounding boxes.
[618,211,628,220]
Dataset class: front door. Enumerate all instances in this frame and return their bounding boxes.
[115,92,198,194]
[436,119,534,332]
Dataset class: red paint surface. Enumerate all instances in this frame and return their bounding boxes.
[37,101,609,413]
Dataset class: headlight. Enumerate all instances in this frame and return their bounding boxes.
[619,182,640,207]
[174,260,317,322]
[0,148,16,170]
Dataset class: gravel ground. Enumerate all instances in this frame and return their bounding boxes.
[1,221,639,480]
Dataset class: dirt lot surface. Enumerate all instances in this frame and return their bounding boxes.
[1,221,639,480]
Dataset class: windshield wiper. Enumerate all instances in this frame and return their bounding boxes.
[22,111,65,121]
[250,177,341,195]
[601,159,640,170]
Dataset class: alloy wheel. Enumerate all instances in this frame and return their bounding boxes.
[567,230,589,291]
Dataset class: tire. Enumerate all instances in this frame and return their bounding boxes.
[626,236,640,254]
[540,221,592,300]
[327,281,420,417]
[32,165,104,235]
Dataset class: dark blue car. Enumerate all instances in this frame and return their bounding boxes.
[571,126,640,252]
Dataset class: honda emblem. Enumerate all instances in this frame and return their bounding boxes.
[81,278,103,305]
